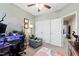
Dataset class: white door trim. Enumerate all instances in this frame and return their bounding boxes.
[62,11,77,34]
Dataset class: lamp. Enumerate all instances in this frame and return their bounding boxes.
[35,4,39,8]
[39,4,44,9]
[29,24,33,35]
[35,3,44,10]
[29,24,33,28]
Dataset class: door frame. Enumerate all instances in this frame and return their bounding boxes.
[59,11,77,47]
[62,11,77,35]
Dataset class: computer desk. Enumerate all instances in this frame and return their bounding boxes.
[0,35,24,56]
[7,40,22,56]
[0,43,12,56]
[0,41,21,56]
[0,43,12,49]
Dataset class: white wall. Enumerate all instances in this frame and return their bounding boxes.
[0,3,35,33]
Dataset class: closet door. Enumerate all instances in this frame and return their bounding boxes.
[35,20,50,43]
[35,20,43,38]
[51,18,63,46]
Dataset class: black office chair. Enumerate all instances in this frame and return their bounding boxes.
[0,47,10,56]
[18,35,26,56]
[11,34,26,56]
[72,31,79,42]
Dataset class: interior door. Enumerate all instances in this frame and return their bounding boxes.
[51,18,63,46]
[35,20,50,43]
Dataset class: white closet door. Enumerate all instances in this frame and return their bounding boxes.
[35,20,43,38]
[51,18,63,46]
[35,20,50,43]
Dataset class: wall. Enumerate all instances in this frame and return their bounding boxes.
[0,3,35,33]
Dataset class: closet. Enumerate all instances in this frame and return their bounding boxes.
[35,20,50,43]
[35,18,63,46]
[51,18,63,46]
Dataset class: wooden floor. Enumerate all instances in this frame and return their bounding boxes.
[23,42,67,56]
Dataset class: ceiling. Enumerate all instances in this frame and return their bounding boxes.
[14,3,69,16]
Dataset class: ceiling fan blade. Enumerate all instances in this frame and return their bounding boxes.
[27,4,35,7]
[44,4,51,9]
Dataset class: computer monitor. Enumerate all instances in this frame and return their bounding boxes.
[0,23,7,45]
[0,23,7,34]
[0,37,5,45]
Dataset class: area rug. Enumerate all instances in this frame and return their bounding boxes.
[34,47,64,56]
[34,47,52,56]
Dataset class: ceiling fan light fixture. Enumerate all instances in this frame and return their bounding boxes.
[40,4,44,7]
[35,4,39,8]
[39,4,44,9]
[35,3,44,9]
[27,3,51,12]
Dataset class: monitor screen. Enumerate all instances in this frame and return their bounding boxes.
[0,37,4,45]
[0,23,7,34]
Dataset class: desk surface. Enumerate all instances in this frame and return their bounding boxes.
[8,40,19,45]
[6,35,23,41]
[0,43,12,49]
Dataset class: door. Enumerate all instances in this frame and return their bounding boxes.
[51,18,63,46]
[67,25,71,39]
[35,20,50,43]
[35,20,43,38]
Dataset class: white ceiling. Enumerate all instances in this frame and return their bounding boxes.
[14,3,69,16]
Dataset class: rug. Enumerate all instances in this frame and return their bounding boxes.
[34,47,52,56]
[34,47,64,56]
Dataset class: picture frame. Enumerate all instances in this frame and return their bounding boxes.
[24,18,29,29]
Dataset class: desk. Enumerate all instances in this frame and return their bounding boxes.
[6,35,23,41]
[8,41,22,56]
[0,43,12,49]
[0,41,21,56]
[0,43,12,56]
[0,34,24,56]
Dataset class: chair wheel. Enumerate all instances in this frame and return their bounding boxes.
[24,52,26,54]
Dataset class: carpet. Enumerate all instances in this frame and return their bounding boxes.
[34,47,64,56]
[34,47,52,56]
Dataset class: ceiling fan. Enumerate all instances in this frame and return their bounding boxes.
[27,4,51,12]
